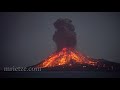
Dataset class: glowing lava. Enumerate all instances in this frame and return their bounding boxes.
[36,48,98,68]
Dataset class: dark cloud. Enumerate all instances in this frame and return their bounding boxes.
[53,18,77,51]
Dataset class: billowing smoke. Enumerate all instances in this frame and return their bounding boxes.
[53,18,77,51]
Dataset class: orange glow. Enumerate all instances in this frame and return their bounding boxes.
[36,48,98,68]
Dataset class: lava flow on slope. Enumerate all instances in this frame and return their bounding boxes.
[36,48,98,68]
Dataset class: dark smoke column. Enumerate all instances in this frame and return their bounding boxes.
[53,18,77,51]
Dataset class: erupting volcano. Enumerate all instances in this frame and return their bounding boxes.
[32,18,120,71]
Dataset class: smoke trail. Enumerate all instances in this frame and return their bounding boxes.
[53,18,77,51]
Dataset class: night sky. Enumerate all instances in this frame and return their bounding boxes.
[0,12,120,67]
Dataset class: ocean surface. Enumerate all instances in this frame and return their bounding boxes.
[0,71,120,78]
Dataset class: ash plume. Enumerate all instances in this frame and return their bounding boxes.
[53,18,77,51]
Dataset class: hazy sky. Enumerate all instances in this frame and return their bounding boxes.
[0,12,120,67]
